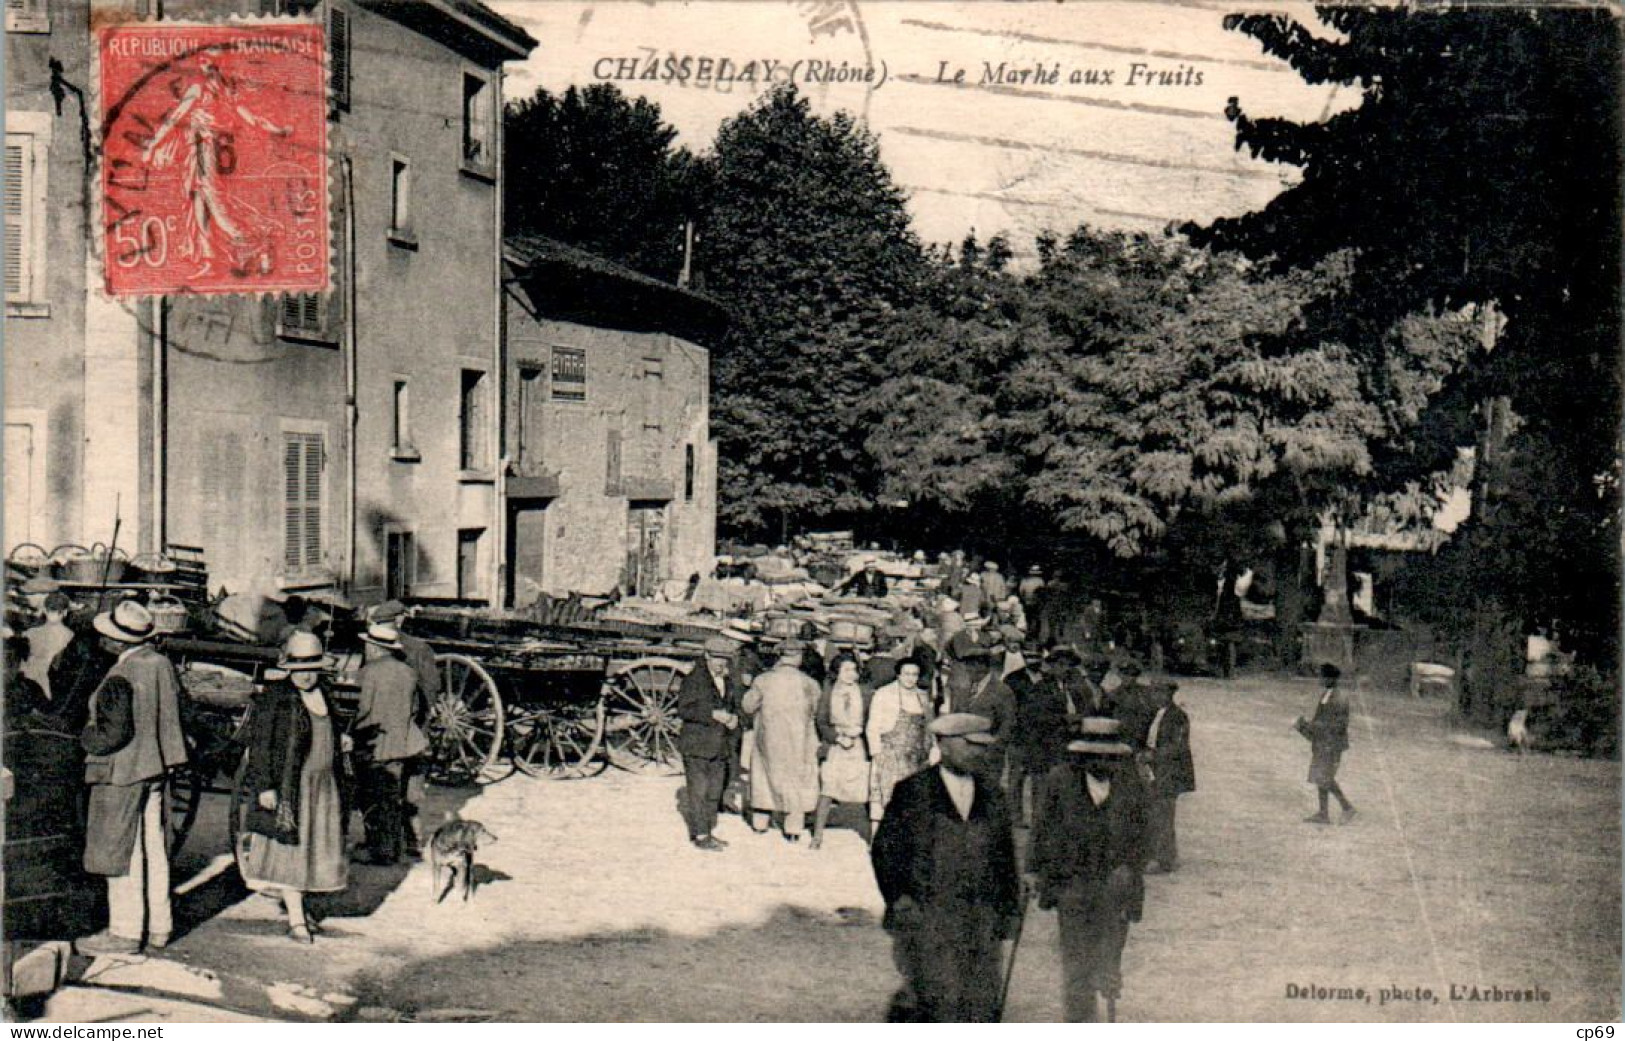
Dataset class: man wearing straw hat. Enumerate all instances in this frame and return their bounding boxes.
[76,601,188,956]
[870,713,1022,1022]
[369,599,437,855]
[1029,717,1151,1022]
[351,622,428,865]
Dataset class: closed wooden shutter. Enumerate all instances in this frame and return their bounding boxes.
[283,431,324,572]
[5,138,31,301]
[329,6,351,110]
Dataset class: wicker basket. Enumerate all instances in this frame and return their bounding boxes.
[6,543,53,578]
[149,595,190,634]
[127,553,178,585]
[60,544,128,584]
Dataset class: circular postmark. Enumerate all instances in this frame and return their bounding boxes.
[96,18,331,361]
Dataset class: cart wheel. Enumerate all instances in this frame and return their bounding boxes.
[166,732,205,858]
[510,698,608,780]
[603,657,691,776]
[425,653,507,786]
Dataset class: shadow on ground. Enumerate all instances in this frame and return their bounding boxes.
[344,904,893,1023]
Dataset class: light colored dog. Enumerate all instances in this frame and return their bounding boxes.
[1507,709,1531,753]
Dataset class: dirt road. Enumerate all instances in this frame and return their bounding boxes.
[151,675,1619,1022]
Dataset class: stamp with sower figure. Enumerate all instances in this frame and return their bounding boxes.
[97,21,329,297]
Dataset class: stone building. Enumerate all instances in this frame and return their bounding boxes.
[4,0,535,605]
[502,235,723,604]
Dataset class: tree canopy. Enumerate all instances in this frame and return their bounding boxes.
[504,83,706,282]
[696,85,926,534]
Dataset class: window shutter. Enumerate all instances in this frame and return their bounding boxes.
[6,0,49,33]
[283,435,303,570]
[302,436,323,568]
[283,432,324,572]
[5,139,30,301]
[329,6,351,110]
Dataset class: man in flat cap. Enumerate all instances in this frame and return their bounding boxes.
[741,640,821,841]
[676,636,741,851]
[870,713,1022,1022]
[1030,717,1150,1022]
[369,600,437,856]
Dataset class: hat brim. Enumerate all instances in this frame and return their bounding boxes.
[360,634,403,651]
[93,612,152,644]
[1067,741,1133,756]
[277,654,336,672]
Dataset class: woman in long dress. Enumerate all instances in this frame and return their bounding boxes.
[236,632,348,943]
[866,658,934,826]
[812,654,872,849]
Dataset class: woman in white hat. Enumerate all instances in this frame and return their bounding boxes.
[235,631,348,943]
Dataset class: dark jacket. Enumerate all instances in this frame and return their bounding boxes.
[82,646,187,787]
[353,656,428,763]
[839,570,889,598]
[870,767,1021,933]
[1008,667,1073,773]
[1300,688,1350,754]
[47,629,115,735]
[675,664,733,759]
[1032,762,1151,920]
[398,631,439,723]
[239,680,321,844]
[1115,680,1157,749]
[957,672,1016,747]
[815,679,873,753]
[1147,702,1195,796]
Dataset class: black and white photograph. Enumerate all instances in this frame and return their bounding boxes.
[2,0,1621,1026]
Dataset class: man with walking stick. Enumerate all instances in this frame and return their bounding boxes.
[870,713,1022,1021]
[1029,717,1150,1022]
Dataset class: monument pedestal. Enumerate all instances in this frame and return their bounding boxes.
[1300,622,1361,674]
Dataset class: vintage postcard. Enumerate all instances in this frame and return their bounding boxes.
[3,0,1619,1028]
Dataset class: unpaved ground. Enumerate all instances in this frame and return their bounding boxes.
[147,676,1619,1022]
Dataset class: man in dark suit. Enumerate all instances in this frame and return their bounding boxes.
[1298,662,1355,824]
[1030,718,1150,1022]
[1140,682,1194,872]
[1007,647,1078,826]
[676,637,740,851]
[870,713,1022,1022]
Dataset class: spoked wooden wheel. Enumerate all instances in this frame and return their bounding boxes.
[603,657,691,776]
[509,698,608,779]
[425,653,507,786]
[166,731,205,858]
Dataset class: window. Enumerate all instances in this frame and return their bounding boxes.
[460,369,488,471]
[684,444,695,501]
[6,0,49,33]
[605,429,623,494]
[5,115,50,313]
[457,529,483,599]
[385,530,415,600]
[517,365,544,466]
[277,292,338,342]
[391,378,417,457]
[283,431,325,575]
[329,5,351,110]
[642,356,664,380]
[461,72,494,176]
[388,155,414,245]
[551,346,586,402]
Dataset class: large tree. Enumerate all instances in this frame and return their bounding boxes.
[697,86,925,535]
[1187,6,1623,663]
[504,84,705,281]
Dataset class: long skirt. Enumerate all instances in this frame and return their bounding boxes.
[237,716,347,893]
[820,741,870,804]
[1308,746,1342,788]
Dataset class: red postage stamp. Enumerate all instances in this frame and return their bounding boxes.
[97,21,328,297]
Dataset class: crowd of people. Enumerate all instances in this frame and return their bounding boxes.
[673,551,1202,1022]
[4,584,442,953]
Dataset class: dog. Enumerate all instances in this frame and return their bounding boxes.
[429,818,497,903]
[1507,709,1531,754]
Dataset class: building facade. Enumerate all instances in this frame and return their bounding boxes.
[502,236,721,604]
[4,0,534,606]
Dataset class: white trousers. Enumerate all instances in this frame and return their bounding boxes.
[107,782,172,941]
